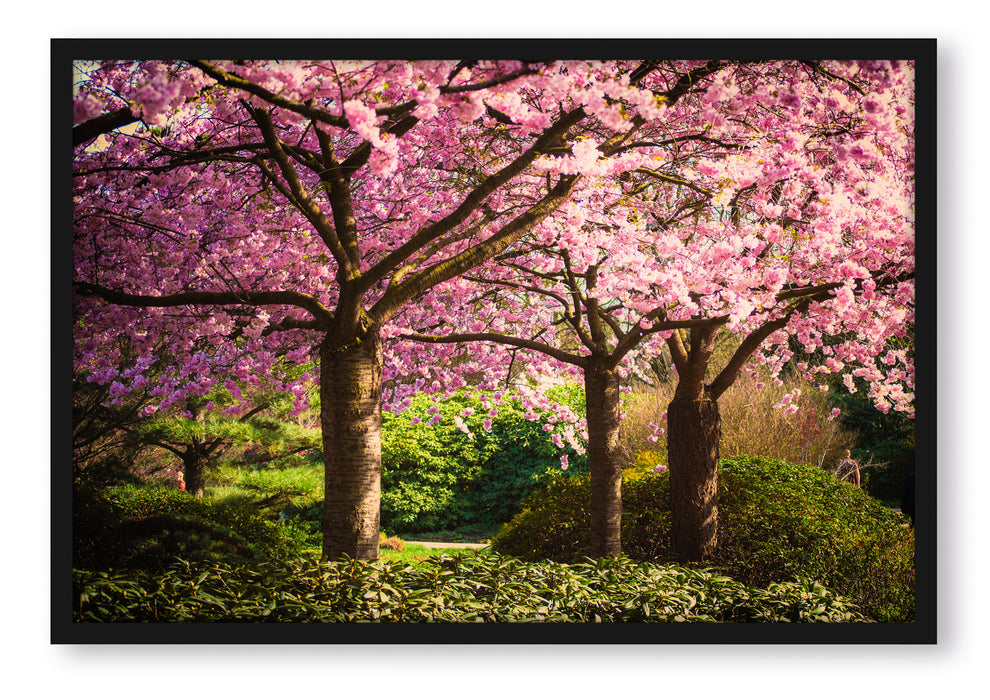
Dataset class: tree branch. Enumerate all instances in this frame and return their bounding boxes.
[246,104,356,285]
[370,173,581,324]
[73,281,335,328]
[188,61,351,129]
[73,107,139,148]
[402,331,587,368]
[359,107,588,294]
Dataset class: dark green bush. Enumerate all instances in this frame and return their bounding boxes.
[832,387,915,501]
[490,456,915,623]
[73,486,319,572]
[92,513,265,571]
[73,551,868,623]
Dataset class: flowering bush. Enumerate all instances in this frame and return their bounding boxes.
[378,387,589,532]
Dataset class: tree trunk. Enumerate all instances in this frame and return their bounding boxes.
[585,364,623,558]
[182,443,206,498]
[666,395,721,563]
[319,330,383,561]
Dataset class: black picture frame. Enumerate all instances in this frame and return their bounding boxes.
[53,37,936,645]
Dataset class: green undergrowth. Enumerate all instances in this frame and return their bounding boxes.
[378,387,589,533]
[491,456,915,623]
[73,485,320,572]
[74,551,869,623]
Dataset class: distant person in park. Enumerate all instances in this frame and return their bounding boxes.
[901,471,915,526]
[836,449,861,487]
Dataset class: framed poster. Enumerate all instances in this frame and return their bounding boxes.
[53,37,935,645]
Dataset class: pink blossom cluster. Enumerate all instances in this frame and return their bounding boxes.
[72,58,916,441]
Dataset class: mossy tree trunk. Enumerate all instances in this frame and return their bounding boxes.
[319,329,384,562]
[585,362,623,558]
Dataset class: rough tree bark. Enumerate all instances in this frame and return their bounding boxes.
[319,329,384,562]
[666,394,721,563]
[585,363,623,558]
[181,444,207,498]
[664,326,722,563]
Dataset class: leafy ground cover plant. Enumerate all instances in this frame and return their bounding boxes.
[73,551,868,623]
[490,456,914,622]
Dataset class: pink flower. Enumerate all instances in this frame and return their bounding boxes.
[108,381,128,398]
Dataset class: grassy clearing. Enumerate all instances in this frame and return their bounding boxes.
[377,540,489,567]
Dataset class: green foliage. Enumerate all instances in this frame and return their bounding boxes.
[73,485,320,572]
[73,551,868,623]
[318,387,589,534]
[94,513,265,571]
[214,463,323,511]
[490,456,915,623]
[832,384,915,500]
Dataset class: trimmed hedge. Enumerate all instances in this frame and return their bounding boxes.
[490,456,915,623]
[73,551,869,623]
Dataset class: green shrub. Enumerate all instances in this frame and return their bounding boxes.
[73,551,868,623]
[387,388,589,532]
[95,513,265,571]
[490,456,914,623]
[73,485,319,571]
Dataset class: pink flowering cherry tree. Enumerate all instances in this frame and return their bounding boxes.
[395,60,916,562]
[73,58,695,560]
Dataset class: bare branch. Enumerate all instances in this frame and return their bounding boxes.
[402,331,587,368]
[73,107,139,148]
[73,281,335,328]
